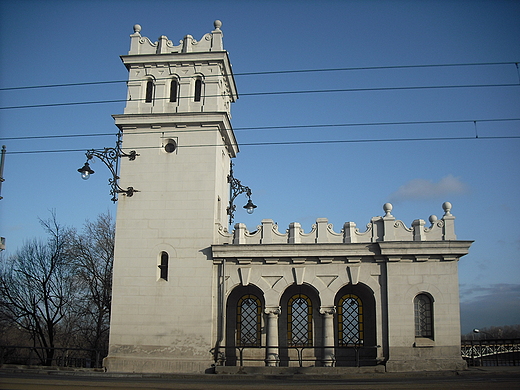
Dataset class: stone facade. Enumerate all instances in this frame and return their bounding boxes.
[104,22,472,374]
[213,203,471,372]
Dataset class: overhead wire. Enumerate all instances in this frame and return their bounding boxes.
[1,61,518,154]
[1,118,519,142]
[1,82,518,110]
[237,61,520,77]
[0,61,517,91]
[5,134,520,155]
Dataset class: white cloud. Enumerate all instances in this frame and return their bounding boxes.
[389,175,469,203]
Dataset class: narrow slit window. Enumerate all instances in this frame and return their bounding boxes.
[194,78,202,102]
[145,80,154,103]
[159,251,169,281]
[414,294,433,338]
[170,79,178,102]
[217,196,222,223]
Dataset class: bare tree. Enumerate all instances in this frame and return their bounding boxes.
[0,212,77,365]
[71,211,114,357]
[0,212,115,366]
[463,324,520,340]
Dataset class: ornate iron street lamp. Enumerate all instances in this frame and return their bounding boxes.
[473,329,493,339]
[227,161,257,225]
[77,132,139,202]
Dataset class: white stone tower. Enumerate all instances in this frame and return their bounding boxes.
[104,21,238,373]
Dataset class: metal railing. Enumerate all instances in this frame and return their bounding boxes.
[0,345,106,368]
[5,340,518,369]
[461,339,520,366]
[214,345,379,367]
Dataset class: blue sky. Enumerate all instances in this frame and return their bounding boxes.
[0,0,519,334]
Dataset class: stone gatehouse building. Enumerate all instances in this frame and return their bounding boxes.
[104,21,472,373]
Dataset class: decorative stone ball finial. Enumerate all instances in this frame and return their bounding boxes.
[442,201,452,216]
[429,215,438,225]
[214,20,222,30]
[133,24,142,33]
[383,203,393,217]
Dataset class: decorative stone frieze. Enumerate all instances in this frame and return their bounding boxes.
[129,21,224,55]
[215,203,458,246]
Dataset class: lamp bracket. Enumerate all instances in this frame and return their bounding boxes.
[83,132,139,202]
[227,161,254,225]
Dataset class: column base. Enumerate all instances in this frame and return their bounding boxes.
[265,353,280,367]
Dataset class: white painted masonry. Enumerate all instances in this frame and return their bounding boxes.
[104,22,472,374]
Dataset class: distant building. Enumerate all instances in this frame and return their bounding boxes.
[104,22,472,373]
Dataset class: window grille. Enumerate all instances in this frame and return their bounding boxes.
[414,294,433,338]
[287,294,312,346]
[338,294,363,345]
[237,294,261,346]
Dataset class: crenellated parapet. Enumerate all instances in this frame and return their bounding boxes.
[128,20,224,55]
[215,202,457,245]
[118,20,238,129]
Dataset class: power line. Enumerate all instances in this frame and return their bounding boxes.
[238,61,520,76]
[0,132,117,141]
[239,83,519,97]
[1,83,518,111]
[235,118,520,131]
[5,134,520,155]
[236,135,520,147]
[0,79,125,91]
[0,61,517,92]
[0,98,128,110]
[1,118,519,142]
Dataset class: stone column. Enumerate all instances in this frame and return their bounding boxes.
[264,307,281,367]
[320,306,336,367]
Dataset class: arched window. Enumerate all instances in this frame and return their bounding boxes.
[237,294,261,346]
[288,293,312,346]
[194,78,202,102]
[145,80,155,103]
[170,79,178,102]
[414,294,433,338]
[158,251,168,281]
[338,294,363,345]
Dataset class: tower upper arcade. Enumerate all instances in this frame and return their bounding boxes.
[121,20,238,115]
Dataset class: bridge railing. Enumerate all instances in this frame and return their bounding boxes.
[461,338,520,366]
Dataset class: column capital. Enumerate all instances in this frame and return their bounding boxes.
[265,306,281,316]
[319,306,336,316]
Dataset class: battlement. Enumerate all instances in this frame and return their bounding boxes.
[119,20,236,116]
[128,20,224,55]
[216,202,457,245]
